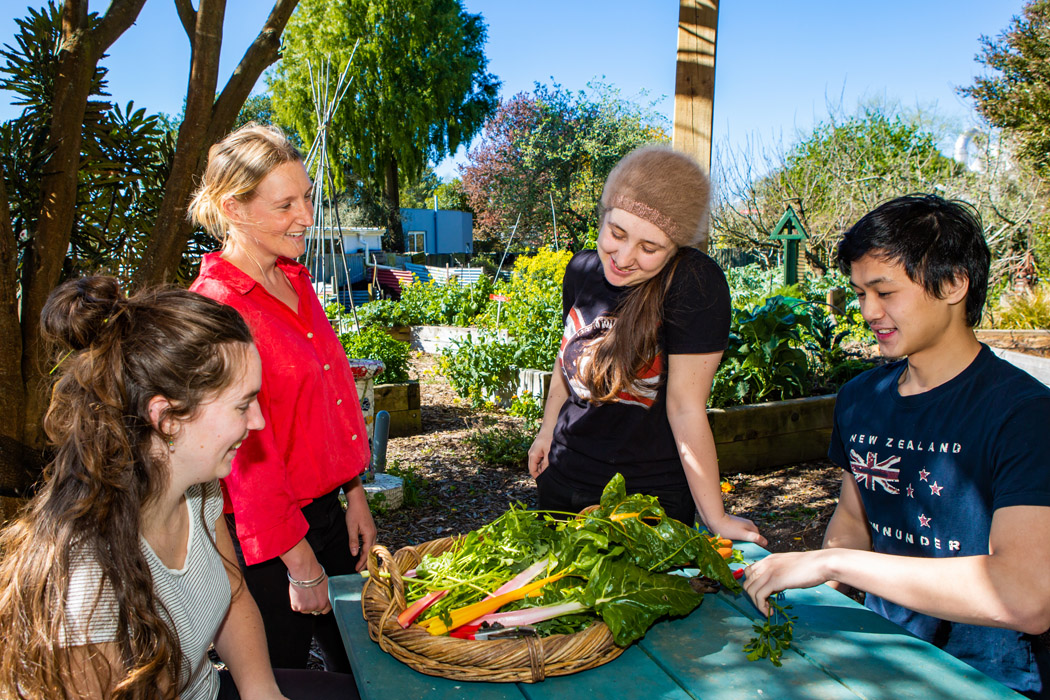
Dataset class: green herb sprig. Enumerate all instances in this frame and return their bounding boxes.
[743,594,797,667]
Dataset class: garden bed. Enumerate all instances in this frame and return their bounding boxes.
[709,395,836,474]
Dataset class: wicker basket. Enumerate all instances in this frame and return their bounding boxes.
[361,539,626,682]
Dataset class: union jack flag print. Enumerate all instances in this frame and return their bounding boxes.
[850,449,902,495]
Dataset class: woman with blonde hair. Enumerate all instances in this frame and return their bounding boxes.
[529,145,766,545]
[189,123,374,672]
[0,276,354,699]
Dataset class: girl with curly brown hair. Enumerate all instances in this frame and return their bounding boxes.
[0,277,355,699]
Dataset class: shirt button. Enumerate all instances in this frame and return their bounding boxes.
[323,363,330,371]
[307,332,314,339]
[352,434,358,440]
[336,399,343,405]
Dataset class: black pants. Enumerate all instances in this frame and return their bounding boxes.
[536,466,698,525]
[217,668,358,700]
[228,489,360,672]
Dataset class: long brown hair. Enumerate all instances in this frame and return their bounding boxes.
[579,248,686,403]
[0,277,252,699]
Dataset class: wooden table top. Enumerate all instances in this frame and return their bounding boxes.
[330,542,1019,699]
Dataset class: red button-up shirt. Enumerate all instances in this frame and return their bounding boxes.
[191,253,369,564]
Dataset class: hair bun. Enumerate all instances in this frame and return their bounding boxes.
[40,276,127,352]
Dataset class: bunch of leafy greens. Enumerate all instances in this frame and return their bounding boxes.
[404,474,741,647]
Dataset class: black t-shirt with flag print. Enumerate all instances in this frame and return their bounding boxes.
[547,248,730,493]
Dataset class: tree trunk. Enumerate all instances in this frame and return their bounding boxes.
[384,155,404,252]
[133,0,301,287]
[17,0,146,454]
[0,163,33,497]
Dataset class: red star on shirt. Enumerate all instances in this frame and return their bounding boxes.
[929,482,943,496]
[918,469,930,482]
[918,513,932,528]
[906,484,915,498]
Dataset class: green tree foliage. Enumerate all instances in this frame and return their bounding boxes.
[0,5,181,281]
[713,103,1047,290]
[435,177,471,213]
[460,82,668,251]
[269,0,499,251]
[961,0,1050,175]
[714,106,957,269]
[399,168,440,208]
[234,93,277,130]
[1,0,299,482]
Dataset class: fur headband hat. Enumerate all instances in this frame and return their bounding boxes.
[600,145,710,248]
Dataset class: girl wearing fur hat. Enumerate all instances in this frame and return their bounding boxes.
[528,145,767,545]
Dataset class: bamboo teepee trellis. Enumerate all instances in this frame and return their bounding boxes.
[301,42,361,333]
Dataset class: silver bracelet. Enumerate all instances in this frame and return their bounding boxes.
[287,565,327,588]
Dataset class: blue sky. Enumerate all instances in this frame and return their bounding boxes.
[0,1,1023,179]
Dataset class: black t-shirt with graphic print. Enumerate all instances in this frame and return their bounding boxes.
[547,248,730,493]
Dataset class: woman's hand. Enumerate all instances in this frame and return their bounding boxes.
[528,432,553,478]
[703,512,768,547]
[280,539,330,615]
[287,567,332,616]
[344,479,377,572]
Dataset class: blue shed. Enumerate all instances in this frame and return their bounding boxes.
[400,208,473,255]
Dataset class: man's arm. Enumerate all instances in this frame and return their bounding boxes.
[744,502,1050,635]
[821,475,872,593]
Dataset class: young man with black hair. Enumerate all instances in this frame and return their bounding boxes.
[743,194,1050,697]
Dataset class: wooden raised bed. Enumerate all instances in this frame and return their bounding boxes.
[373,381,422,437]
[707,394,836,474]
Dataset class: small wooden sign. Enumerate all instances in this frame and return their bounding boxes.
[769,206,808,240]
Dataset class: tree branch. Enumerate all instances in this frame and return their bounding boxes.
[207,0,299,145]
[174,0,197,40]
[94,0,149,53]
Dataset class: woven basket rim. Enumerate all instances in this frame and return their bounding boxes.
[361,537,626,683]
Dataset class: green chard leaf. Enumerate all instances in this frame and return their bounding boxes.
[583,558,704,646]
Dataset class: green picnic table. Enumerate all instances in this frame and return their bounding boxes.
[329,542,1020,699]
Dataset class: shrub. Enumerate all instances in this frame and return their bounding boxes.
[477,248,570,370]
[439,334,518,405]
[464,419,534,468]
[986,284,1050,329]
[339,325,412,383]
[398,277,495,326]
[710,295,873,407]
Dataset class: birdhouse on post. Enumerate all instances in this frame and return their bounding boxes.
[769,206,808,286]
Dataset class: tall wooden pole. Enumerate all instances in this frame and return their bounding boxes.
[673,0,718,250]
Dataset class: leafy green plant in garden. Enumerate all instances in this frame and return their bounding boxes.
[464,418,534,468]
[724,263,781,308]
[441,249,570,406]
[354,298,413,327]
[711,296,814,407]
[439,334,518,405]
[398,277,495,326]
[339,325,413,383]
[711,293,873,407]
[386,459,429,508]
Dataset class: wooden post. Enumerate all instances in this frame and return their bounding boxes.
[673,0,718,251]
